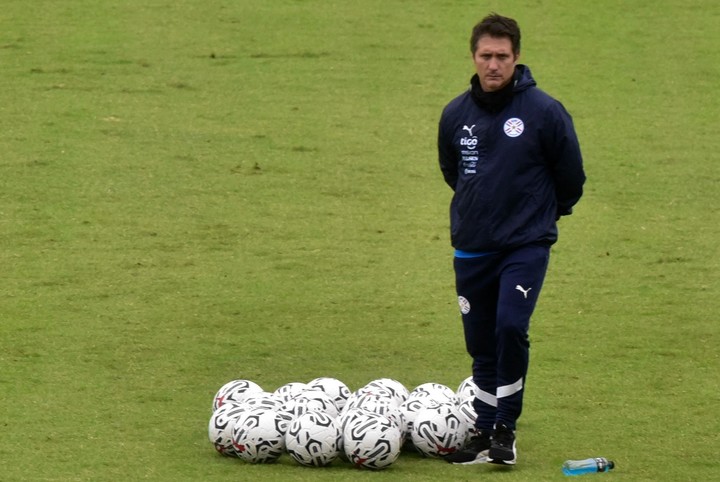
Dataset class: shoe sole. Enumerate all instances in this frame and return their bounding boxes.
[449,452,490,465]
[488,457,516,466]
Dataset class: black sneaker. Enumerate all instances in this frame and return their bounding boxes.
[443,430,492,464]
[489,422,517,465]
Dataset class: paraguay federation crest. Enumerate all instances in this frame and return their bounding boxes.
[458,296,471,315]
[503,117,524,137]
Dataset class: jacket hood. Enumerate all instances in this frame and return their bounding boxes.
[513,64,536,92]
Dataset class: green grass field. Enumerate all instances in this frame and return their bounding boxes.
[1,1,718,480]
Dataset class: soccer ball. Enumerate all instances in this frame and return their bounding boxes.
[291,389,340,418]
[240,391,283,411]
[456,376,479,403]
[212,379,263,412]
[399,396,451,439]
[208,403,247,456]
[345,387,396,412]
[280,390,338,420]
[363,378,409,407]
[306,377,352,412]
[457,397,478,437]
[285,411,341,467]
[411,404,468,458]
[273,382,308,402]
[338,407,369,442]
[343,410,402,470]
[345,393,405,439]
[231,407,292,463]
[409,382,458,406]
[337,407,370,461]
[348,392,397,411]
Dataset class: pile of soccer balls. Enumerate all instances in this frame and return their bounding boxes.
[208,376,479,470]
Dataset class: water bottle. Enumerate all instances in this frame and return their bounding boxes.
[562,457,615,476]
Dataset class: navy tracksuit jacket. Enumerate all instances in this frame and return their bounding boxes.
[438,65,585,430]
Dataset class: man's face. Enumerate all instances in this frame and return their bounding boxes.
[472,35,518,92]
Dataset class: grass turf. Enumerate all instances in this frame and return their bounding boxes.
[1,1,718,480]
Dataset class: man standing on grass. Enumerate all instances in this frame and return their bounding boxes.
[438,13,585,466]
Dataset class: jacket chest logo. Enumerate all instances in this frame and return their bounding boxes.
[503,118,524,137]
[460,124,478,149]
[459,124,479,175]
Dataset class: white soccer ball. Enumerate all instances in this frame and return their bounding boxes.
[345,388,396,412]
[409,382,458,406]
[345,394,405,440]
[411,404,468,458]
[285,411,341,466]
[280,392,336,420]
[350,392,397,411]
[337,407,370,461]
[212,379,263,412]
[292,389,340,418]
[399,396,451,439]
[363,378,409,407]
[456,376,479,403]
[273,382,308,402]
[240,391,283,410]
[338,407,369,440]
[343,411,402,470]
[208,403,247,456]
[231,407,292,463]
[457,397,478,438]
[307,377,352,412]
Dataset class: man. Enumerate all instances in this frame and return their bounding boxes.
[438,14,585,465]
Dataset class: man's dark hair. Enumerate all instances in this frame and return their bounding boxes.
[470,13,521,55]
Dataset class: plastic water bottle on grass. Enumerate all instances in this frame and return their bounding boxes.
[562,457,615,476]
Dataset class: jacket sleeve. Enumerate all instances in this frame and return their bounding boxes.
[544,102,586,217]
[438,112,458,191]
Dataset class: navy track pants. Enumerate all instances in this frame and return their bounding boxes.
[454,243,550,431]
